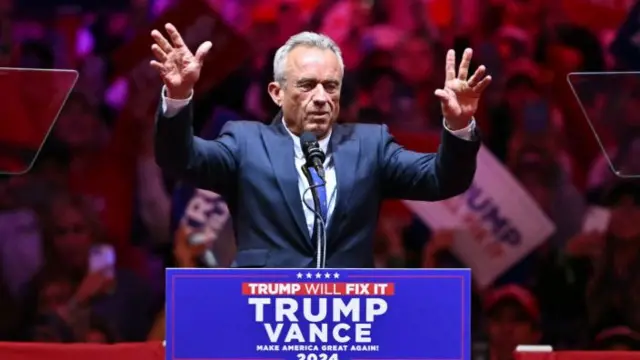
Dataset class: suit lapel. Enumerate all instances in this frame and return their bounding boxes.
[327,124,359,243]
[262,118,311,246]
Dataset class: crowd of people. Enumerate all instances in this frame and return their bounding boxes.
[0,0,639,359]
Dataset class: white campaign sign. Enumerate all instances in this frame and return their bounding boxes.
[403,146,556,288]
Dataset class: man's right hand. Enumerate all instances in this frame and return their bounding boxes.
[150,23,212,99]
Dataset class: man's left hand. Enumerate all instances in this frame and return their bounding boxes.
[435,48,492,130]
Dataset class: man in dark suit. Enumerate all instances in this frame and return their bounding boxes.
[150,24,491,268]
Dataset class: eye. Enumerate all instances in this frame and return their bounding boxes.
[297,81,316,91]
[323,82,339,93]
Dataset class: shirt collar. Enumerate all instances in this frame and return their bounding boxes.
[282,117,331,160]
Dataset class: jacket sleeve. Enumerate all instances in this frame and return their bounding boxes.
[154,101,241,195]
[380,125,480,201]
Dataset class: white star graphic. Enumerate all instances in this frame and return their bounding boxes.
[296,272,303,279]
[306,272,313,279]
[333,272,340,279]
[324,273,331,279]
[315,272,322,279]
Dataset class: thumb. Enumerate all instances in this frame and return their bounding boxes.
[434,89,451,103]
[195,41,212,64]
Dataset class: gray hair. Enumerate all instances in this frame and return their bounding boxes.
[273,31,344,85]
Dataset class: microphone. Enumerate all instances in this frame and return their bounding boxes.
[300,132,326,180]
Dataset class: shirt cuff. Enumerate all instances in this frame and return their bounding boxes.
[443,118,475,141]
[161,86,193,118]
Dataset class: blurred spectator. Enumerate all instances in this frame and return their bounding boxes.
[510,144,585,248]
[585,181,640,334]
[587,85,640,190]
[388,34,443,132]
[147,223,213,341]
[21,192,156,341]
[52,91,145,272]
[543,24,606,178]
[483,285,542,360]
[358,67,402,124]
[592,326,640,351]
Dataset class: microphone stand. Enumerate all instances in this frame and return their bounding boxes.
[301,166,327,268]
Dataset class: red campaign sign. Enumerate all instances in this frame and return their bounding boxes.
[110,0,250,126]
[561,0,631,31]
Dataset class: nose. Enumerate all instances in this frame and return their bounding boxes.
[311,84,329,107]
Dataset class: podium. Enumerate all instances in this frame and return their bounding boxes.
[166,268,471,360]
[516,350,640,360]
[0,68,78,175]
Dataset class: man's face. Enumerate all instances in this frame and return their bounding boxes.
[270,46,342,137]
[51,203,93,270]
[487,303,540,357]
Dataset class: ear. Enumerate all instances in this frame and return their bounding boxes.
[267,82,283,107]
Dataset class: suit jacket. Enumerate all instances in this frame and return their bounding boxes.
[155,103,480,268]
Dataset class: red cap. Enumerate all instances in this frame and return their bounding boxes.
[484,284,540,322]
[595,326,640,343]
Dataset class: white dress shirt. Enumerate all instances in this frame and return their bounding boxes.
[160,87,475,236]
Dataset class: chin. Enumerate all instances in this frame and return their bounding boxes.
[305,123,330,137]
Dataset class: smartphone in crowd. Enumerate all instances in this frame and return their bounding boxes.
[89,244,116,278]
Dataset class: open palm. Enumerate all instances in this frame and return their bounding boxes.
[150,23,212,99]
[435,49,491,129]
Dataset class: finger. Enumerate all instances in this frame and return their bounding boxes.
[434,88,451,103]
[165,23,186,49]
[151,29,172,53]
[458,48,473,81]
[472,75,492,94]
[151,44,167,62]
[150,60,167,75]
[192,243,208,254]
[445,49,456,82]
[194,41,213,64]
[467,65,486,88]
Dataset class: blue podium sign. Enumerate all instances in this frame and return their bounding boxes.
[166,268,471,360]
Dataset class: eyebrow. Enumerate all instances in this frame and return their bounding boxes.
[296,78,341,85]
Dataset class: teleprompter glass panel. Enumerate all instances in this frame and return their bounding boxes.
[567,72,640,178]
[0,68,78,175]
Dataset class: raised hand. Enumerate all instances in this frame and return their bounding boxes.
[435,48,492,130]
[150,23,212,99]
